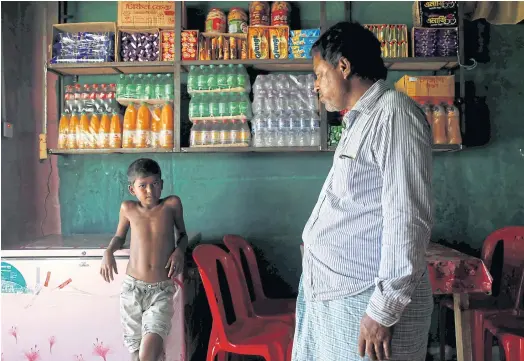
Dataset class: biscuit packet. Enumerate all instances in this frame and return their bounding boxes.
[248,26,269,59]
[269,26,289,59]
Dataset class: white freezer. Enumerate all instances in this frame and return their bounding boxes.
[1,233,204,361]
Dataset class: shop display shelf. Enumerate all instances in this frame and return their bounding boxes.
[48,148,175,155]
[181,146,321,153]
[47,61,175,76]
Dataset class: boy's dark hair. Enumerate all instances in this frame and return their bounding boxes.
[311,22,387,82]
[127,158,162,184]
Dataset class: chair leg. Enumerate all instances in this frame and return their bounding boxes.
[207,326,227,361]
[264,342,286,361]
[439,304,447,361]
[472,311,486,361]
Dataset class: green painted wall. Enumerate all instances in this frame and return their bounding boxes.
[59,2,524,290]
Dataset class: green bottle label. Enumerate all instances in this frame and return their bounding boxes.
[208,74,217,90]
[226,74,237,88]
[229,101,239,116]
[197,75,207,90]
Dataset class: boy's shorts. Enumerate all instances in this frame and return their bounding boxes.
[120,275,177,353]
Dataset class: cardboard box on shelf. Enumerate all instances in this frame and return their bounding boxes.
[49,22,117,64]
[248,26,270,60]
[269,26,289,60]
[181,30,198,61]
[117,1,187,29]
[395,75,455,99]
[117,27,161,62]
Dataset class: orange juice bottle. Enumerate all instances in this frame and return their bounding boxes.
[151,106,162,148]
[98,112,111,148]
[122,103,137,148]
[68,112,79,149]
[78,112,90,149]
[159,102,174,148]
[89,113,101,149]
[136,102,151,148]
[109,112,122,149]
[58,112,69,149]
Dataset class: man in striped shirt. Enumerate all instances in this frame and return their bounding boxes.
[292,22,434,361]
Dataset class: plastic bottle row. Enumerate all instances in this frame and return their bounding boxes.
[252,90,318,114]
[187,64,250,93]
[189,92,252,119]
[190,119,251,147]
[64,83,118,114]
[252,110,321,148]
[253,74,315,93]
[58,112,123,150]
[116,74,174,101]
[419,100,462,145]
[122,102,174,148]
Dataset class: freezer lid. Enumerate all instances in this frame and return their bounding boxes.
[1,232,202,258]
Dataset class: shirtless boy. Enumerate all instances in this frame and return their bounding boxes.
[100,158,188,361]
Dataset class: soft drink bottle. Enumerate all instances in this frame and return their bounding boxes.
[446,101,462,145]
[199,93,210,118]
[145,74,155,100]
[207,65,218,91]
[187,66,198,94]
[209,93,219,117]
[217,65,227,90]
[136,102,151,148]
[159,102,174,149]
[98,112,111,148]
[165,74,174,101]
[58,112,69,149]
[123,103,137,148]
[155,74,164,100]
[432,103,447,144]
[78,112,90,149]
[68,112,79,149]
[237,64,249,92]
[126,75,136,99]
[209,120,220,145]
[151,106,162,148]
[189,93,200,119]
[197,65,208,91]
[239,119,251,145]
[135,74,145,100]
[220,119,231,145]
[116,74,127,99]
[190,120,202,147]
[109,112,122,149]
[89,113,101,149]
[218,92,228,117]
[226,64,238,89]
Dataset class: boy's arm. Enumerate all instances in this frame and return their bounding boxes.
[101,202,131,282]
[172,196,188,252]
[106,202,131,254]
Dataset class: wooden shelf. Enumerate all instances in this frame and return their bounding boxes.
[385,57,458,71]
[47,57,458,76]
[48,148,175,155]
[181,146,321,153]
[181,59,314,72]
[116,98,173,107]
[47,61,175,76]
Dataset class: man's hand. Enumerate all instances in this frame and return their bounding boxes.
[358,313,392,361]
[100,250,118,283]
[166,248,185,278]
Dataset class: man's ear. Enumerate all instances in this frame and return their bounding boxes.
[128,184,136,196]
[338,57,351,80]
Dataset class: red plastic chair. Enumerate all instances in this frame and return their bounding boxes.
[483,263,524,361]
[223,235,296,321]
[439,226,524,361]
[192,244,294,361]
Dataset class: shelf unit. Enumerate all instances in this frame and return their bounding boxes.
[42,2,468,157]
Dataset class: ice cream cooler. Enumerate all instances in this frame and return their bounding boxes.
[1,232,208,361]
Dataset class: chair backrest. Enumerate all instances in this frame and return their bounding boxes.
[192,244,253,341]
[223,234,266,302]
[481,227,524,306]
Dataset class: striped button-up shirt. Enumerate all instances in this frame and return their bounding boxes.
[302,80,433,327]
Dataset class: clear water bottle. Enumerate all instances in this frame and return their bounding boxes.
[253,115,267,147]
[310,111,321,147]
[290,112,303,147]
[190,120,202,146]
[275,74,290,92]
[276,91,288,110]
[266,113,279,147]
[277,112,290,147]
[252,91,266,115]
[201,120,211,145]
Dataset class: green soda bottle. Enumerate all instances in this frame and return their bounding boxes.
[228,93,239,116]
[187,66,198,93]
[155,74,164,99]
[189,94,200,119]
[207,65,218,91]
[226,64,238,89]
[237,64,248,91]
[199,93,210,118]
[197,65,208,91]
[165,74,174,100]
[218,92,228,117]
[209,93,219,117]
[217,64,227,90]
[135,74,144,99]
